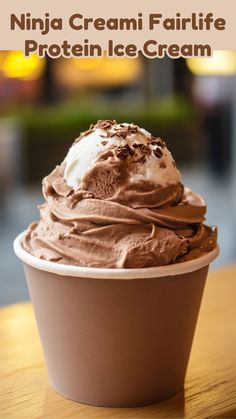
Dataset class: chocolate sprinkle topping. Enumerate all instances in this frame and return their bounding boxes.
[126,144,135,155]
[133,143,150,153]
[95,120,142,140]
[75,120,151,144]
[150,136,165,148]
[95,120,116,130]
[153,148,163,158]
[128,124,139,134]
[116,126,130,139]
[74,124,168,175]
[116,150,128,160]
[136,156,146,164]
[159,161,167,169]
[116,144,134,160]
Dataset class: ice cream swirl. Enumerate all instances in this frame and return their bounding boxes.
[22,162,217,268]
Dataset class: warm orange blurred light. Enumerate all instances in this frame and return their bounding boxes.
[55,56,141,88]
[0,51,44,80]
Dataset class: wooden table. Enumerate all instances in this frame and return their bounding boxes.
[0,266,236,419]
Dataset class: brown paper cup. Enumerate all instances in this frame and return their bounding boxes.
[14,232,219,407]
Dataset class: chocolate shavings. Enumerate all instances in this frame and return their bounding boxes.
[153,148,163,158]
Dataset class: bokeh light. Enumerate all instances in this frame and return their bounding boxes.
[0,51,44,80]
[187,51,236,76]
[55,56,141,88]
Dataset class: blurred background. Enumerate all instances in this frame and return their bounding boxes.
[0,50,236,306]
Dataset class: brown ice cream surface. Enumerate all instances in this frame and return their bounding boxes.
[22,152,217,268]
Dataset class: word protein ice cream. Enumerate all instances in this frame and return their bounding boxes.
[22,120,217,268]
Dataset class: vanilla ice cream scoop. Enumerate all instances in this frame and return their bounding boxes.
[64,120,181,190]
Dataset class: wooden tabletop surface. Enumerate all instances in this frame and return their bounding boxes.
[0,265,236,419]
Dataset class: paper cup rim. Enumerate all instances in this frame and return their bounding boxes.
[14,231,219,280]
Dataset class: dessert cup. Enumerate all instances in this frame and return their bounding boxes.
[14,231,219,407]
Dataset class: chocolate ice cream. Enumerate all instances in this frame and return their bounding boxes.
[22,120,217,268]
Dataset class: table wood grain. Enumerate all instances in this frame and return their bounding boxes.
[0,265,236,419]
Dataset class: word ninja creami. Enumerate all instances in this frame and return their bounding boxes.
[10,12,226,33]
